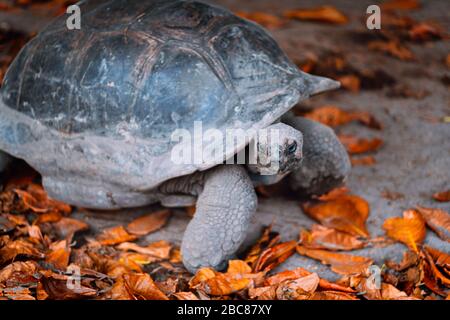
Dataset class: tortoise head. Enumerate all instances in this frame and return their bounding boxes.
[247,123,303,178]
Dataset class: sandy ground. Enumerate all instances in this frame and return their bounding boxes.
[1,0,449,280]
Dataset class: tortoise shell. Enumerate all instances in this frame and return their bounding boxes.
[0,0,334,193]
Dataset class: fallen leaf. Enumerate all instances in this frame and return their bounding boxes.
[383,209,426,253]
[381,283,416,300]
[386,250,420,271]
[338,135,383,154]
[52,217,89,239]
[173,292,199,300]
[409,22,445,42]
[34,211,62,225]
[126,210,171,236]
[248,286,277,300]
[189,268,251,296]
[315,186,350,201]
[0,238,44,264]
[381,0,421,11]
[368,40,415,61]
[310,290,358,300]
[264,267,356,293]
[40,275,97,300]
[14,184,71,214]
[284,6,348,24]
[96,226,137,246]
[45,240,70,270]
[303,105,382,129]
[433,190,450,202]
[253,241,297,272]
[296,246,373,275]
[276,273,320,300]
[302,193,370,237]
[244,226,280,268]
[110,273,169,300]
[336,74,361,92]
[299,225,366,251]
[424,246,450,269]
[227,260,252,274]
[416,206,450,242]
[116,240,172,260]
[351,155,376,166]
[422,249,450,287]
[0,261,38,285]
[236,11,286,29]
[1,287,35,300]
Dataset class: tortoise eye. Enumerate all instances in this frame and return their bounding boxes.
[288,141,297,154]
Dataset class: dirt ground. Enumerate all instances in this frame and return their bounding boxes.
[1,0,449,281]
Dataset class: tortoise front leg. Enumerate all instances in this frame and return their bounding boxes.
[179,165,257,273]
[282,114,351,196]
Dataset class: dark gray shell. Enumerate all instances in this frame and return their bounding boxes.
[0,0,338,191]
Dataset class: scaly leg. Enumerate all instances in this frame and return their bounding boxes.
[162,165,257,273]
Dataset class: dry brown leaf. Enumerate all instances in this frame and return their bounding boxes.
[14,184,71,214]
[34,211,62,225]
[433,190,450,202]
[52,217,89,239]
[264,267,355,293]
[227,260,252,274]
[253,240,297,272]
[386,250,420,271]
[302,193,370,237]
[244,226,280,268]
[422,249,450,287]
[409,22,445,42]
[189,267,251,296]
[0,238,45,264]
[338,135,383,154]
[236,11,286,29]
[284,6,348,25]
[110,273,169,300]
[416,206,450,242]
[299,225,366,251]
[381,0,421,11]
[336,74,361,92]
[1,287,35,300]
[446,54,450,68]
[303,105,382,129]
[296,246,373,275]
[383,210,426,253]
[315,186,350,201]
[173,292,199,300]
[248,286,277,300]
[309,290,358,300]
[116,240,172,260]
[276,273,320,300]
[368,40,415,61]
[424,246,450,269]
[96,226,137,246]
[126,209,171,236]
[380,283,414,300]
[40,275,97,300]
[351,155,377,166]
[45,240,70,270]
[0,261,38,284]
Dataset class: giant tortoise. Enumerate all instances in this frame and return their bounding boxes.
[0,0,350,272]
